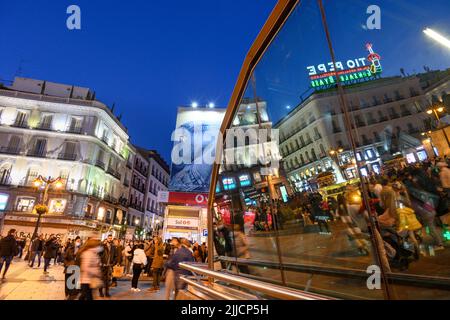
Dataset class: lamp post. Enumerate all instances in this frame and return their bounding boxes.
[426,103,450,149]
[30,176,63,241]
[329,147,345,181]
[421,131,438,157]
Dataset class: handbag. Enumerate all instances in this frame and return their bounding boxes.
[397,206,422,232]
[112,265,124,278]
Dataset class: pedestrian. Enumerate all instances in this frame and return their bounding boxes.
[43,235,58,274]
[78,238,102,300]
[164,238,195,300]
[130,243,147,292]
[99,235,118,297]
[0,229,18,281]
[123,241,133,276]
[29,234,44,268]
[148,236,164,292]
[63,237,82,299]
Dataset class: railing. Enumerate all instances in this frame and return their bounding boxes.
[66,126,83,134]
[36,122,52,131]
[95,159,106,170]
[11,119,28,128]
[58,153,77,161]
[106,167,122,180]
[216,256,450,292]
[179,262,332,300]
[0,146,22,155]
[27,150,47,158]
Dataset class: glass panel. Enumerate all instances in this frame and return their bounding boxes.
[324,0,450,299]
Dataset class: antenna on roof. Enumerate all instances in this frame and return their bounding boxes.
[117,113,122,121]
[111,103,115,112]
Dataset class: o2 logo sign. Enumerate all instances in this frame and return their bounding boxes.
[366,5,381,30]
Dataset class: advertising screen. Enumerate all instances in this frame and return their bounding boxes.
[169,107,226,193]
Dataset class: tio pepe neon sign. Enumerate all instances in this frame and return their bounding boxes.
[307,43,382,90]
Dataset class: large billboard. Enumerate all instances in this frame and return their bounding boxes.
[169,107,226,193]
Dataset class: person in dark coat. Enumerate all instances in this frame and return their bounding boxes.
[43,236,59,274]
[98,235,119,297]
[0,229,18,280]
[63,237,82,299]
[29,234,45,268]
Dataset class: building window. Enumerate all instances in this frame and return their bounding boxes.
[16,197,36,212]
[222,177,236,190]
[0,193,8,210]
[49,199,67,214]
[239,174,251,187]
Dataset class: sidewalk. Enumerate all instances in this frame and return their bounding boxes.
[0,259,168,300]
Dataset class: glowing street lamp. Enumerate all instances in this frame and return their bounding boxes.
[424,28,450,50]
[31,176,63,241]
[191,102,198,108]
[426,103,450,148]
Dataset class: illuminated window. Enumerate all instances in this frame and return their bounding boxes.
[417,150,427,161]
[49,199,67,214]
[0,193,8,210]
[222,177,236,190]
[356,152,362,161]
[365,149,374,159]
[239,175,251,187]
[16,197,35,212]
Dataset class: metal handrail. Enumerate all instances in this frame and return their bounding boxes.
[179,276,235,300]
[217,256,450,289]
[179,262,333,300]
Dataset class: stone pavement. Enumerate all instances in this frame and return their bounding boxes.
[0,258,168,300]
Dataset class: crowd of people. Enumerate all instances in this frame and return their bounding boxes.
[0,230,208,300]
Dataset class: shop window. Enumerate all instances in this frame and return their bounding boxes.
[0,193,8,210]
[239,175,251,187]
[49,199,67,214]
[222,177,236,190]
[16,197,36,212]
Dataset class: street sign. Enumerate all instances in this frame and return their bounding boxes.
[203,229,208,237]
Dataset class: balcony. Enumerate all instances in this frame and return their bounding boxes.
[0,176,12,186]
[0,146,22,155]
[395,95,405,101]
[126,160,133,169]
[355,121,366,128]
[132,183,145,193]
[11,119,28,128]
[95,159,106,170]
[135,165,148,177]
[123,179,130,187]
[129,202,144,212]
[58,153,77,161]
[27,149,47,158]
[106,167,122,180]
[101,134,109,145]
[401,110,412,117]
[366,118,377,125]
[389,113,400,119]
[408,127,420,134]
[379,116,389,122]
[66,125,82,134]
[362,138,373,145]
[383,98,393,104]
[36,122,52,131]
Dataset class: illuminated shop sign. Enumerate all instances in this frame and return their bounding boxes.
[307,43,382,91]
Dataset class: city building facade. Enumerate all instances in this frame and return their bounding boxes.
[275,71,450,192]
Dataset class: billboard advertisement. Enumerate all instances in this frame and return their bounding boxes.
[169,107,226,193]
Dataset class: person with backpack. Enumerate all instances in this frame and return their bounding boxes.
[0,229,18,281]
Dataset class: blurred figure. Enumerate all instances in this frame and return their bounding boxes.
[232,224,250,274]
[0,229,18,281]
[148,236,164,292]
[78,238,102,300]
[63,237,82,299]
[131,243,147,292]
[16,237,25,259]
[29,234,44,268]
[164,238,195,300]
[123,241,133,276]
[43,235,58,274]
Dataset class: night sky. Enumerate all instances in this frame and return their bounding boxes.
[0,0,277,161]
[1,1,449,162]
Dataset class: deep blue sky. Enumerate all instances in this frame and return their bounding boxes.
[0,0,277,162]
[1,1,449,162]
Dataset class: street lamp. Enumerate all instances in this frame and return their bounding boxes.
[426,103,450,148]
[31,176,63,241]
